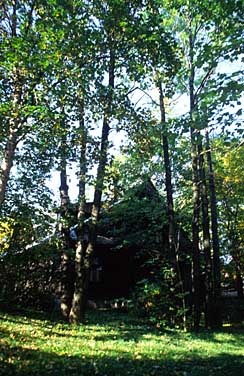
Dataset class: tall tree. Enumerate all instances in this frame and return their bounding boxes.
[68,0,143,323]
[68,95,88,323]
[169,0,243,328]
[198,139,213,328]
[58,103,74,319]
[205,129,221,325]
[215,137,244,298]
[0,0,54,207]
[157,81,175,258]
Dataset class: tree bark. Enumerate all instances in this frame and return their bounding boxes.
[0,127,18,207]
[205,129,222,326]
[158,81,175,258]
[191,129,201,330]
[189,25,201,330]
[0,2,19,207]
[158,81,188,329]
[59,117,74,319]
[69,98,88,323]
[198,141,213,328]
[69,47,115,324]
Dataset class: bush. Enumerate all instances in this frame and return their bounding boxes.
[0,242,60,311]
[131,263,188,328]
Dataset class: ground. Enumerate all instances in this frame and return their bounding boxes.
[0,309,244,376]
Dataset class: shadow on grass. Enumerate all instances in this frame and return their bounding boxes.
[1,309,244,376]
[1,307,244,345]
[0,341,244,376]
[0,308,192,346]
[86,310,244,346]
[0,305,65,324]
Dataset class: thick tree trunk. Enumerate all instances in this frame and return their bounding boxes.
[198,141,213,328]
[205,129,222,326]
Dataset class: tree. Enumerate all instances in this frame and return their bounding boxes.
[0,0,59,207]
[215,137,244,298]
[68,0,147,323]
[205,129,221,318]
[168,0,243,329]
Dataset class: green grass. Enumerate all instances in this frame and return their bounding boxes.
[0,309,244,376]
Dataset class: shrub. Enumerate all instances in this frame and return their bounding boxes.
[0,242,60,311]
[131,262,188,328]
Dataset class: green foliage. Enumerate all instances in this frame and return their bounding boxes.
[99,181,167,251]
[0,218,14,253]
[132,261,188,328]
[214,137,244,291]
[99,182,190,328]
[0,201,55,252]
[0,241,60,310]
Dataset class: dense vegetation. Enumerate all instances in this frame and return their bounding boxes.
[0,0,243,331]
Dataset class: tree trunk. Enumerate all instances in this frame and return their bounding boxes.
[59,130,73,319]
[158,80,188,329]
[198,141,213,328]
[69,48,115,324]
[69,98,88,323]
[158,81,175,258]
[236,269,243,298]
[189,26,201,330]
[0,2,20,208]
[0,128,18,207]
[191,129,201,330]
[205,129,222,326]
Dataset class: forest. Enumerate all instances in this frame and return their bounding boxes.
[0,0,244,335]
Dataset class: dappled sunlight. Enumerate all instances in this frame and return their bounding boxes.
[1,310,244,375]
[1,339,244,376]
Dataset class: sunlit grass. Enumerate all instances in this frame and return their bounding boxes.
[0,310,244,375]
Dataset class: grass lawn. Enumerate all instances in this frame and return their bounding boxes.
[0,309,244,376]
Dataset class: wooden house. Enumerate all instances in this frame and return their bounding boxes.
[85,180,192,302]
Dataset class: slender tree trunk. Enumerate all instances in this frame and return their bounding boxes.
[0,128,18,207]
[0,1,18,207]
[69,98,88,323]
[59,123,74,319]
[198,141,213,328]
[205,129,222,326]
[189,26,201,330]
[158,80,187,330]
[191,128,201,330]
[69,48,115,324]
[158,81,175,257]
